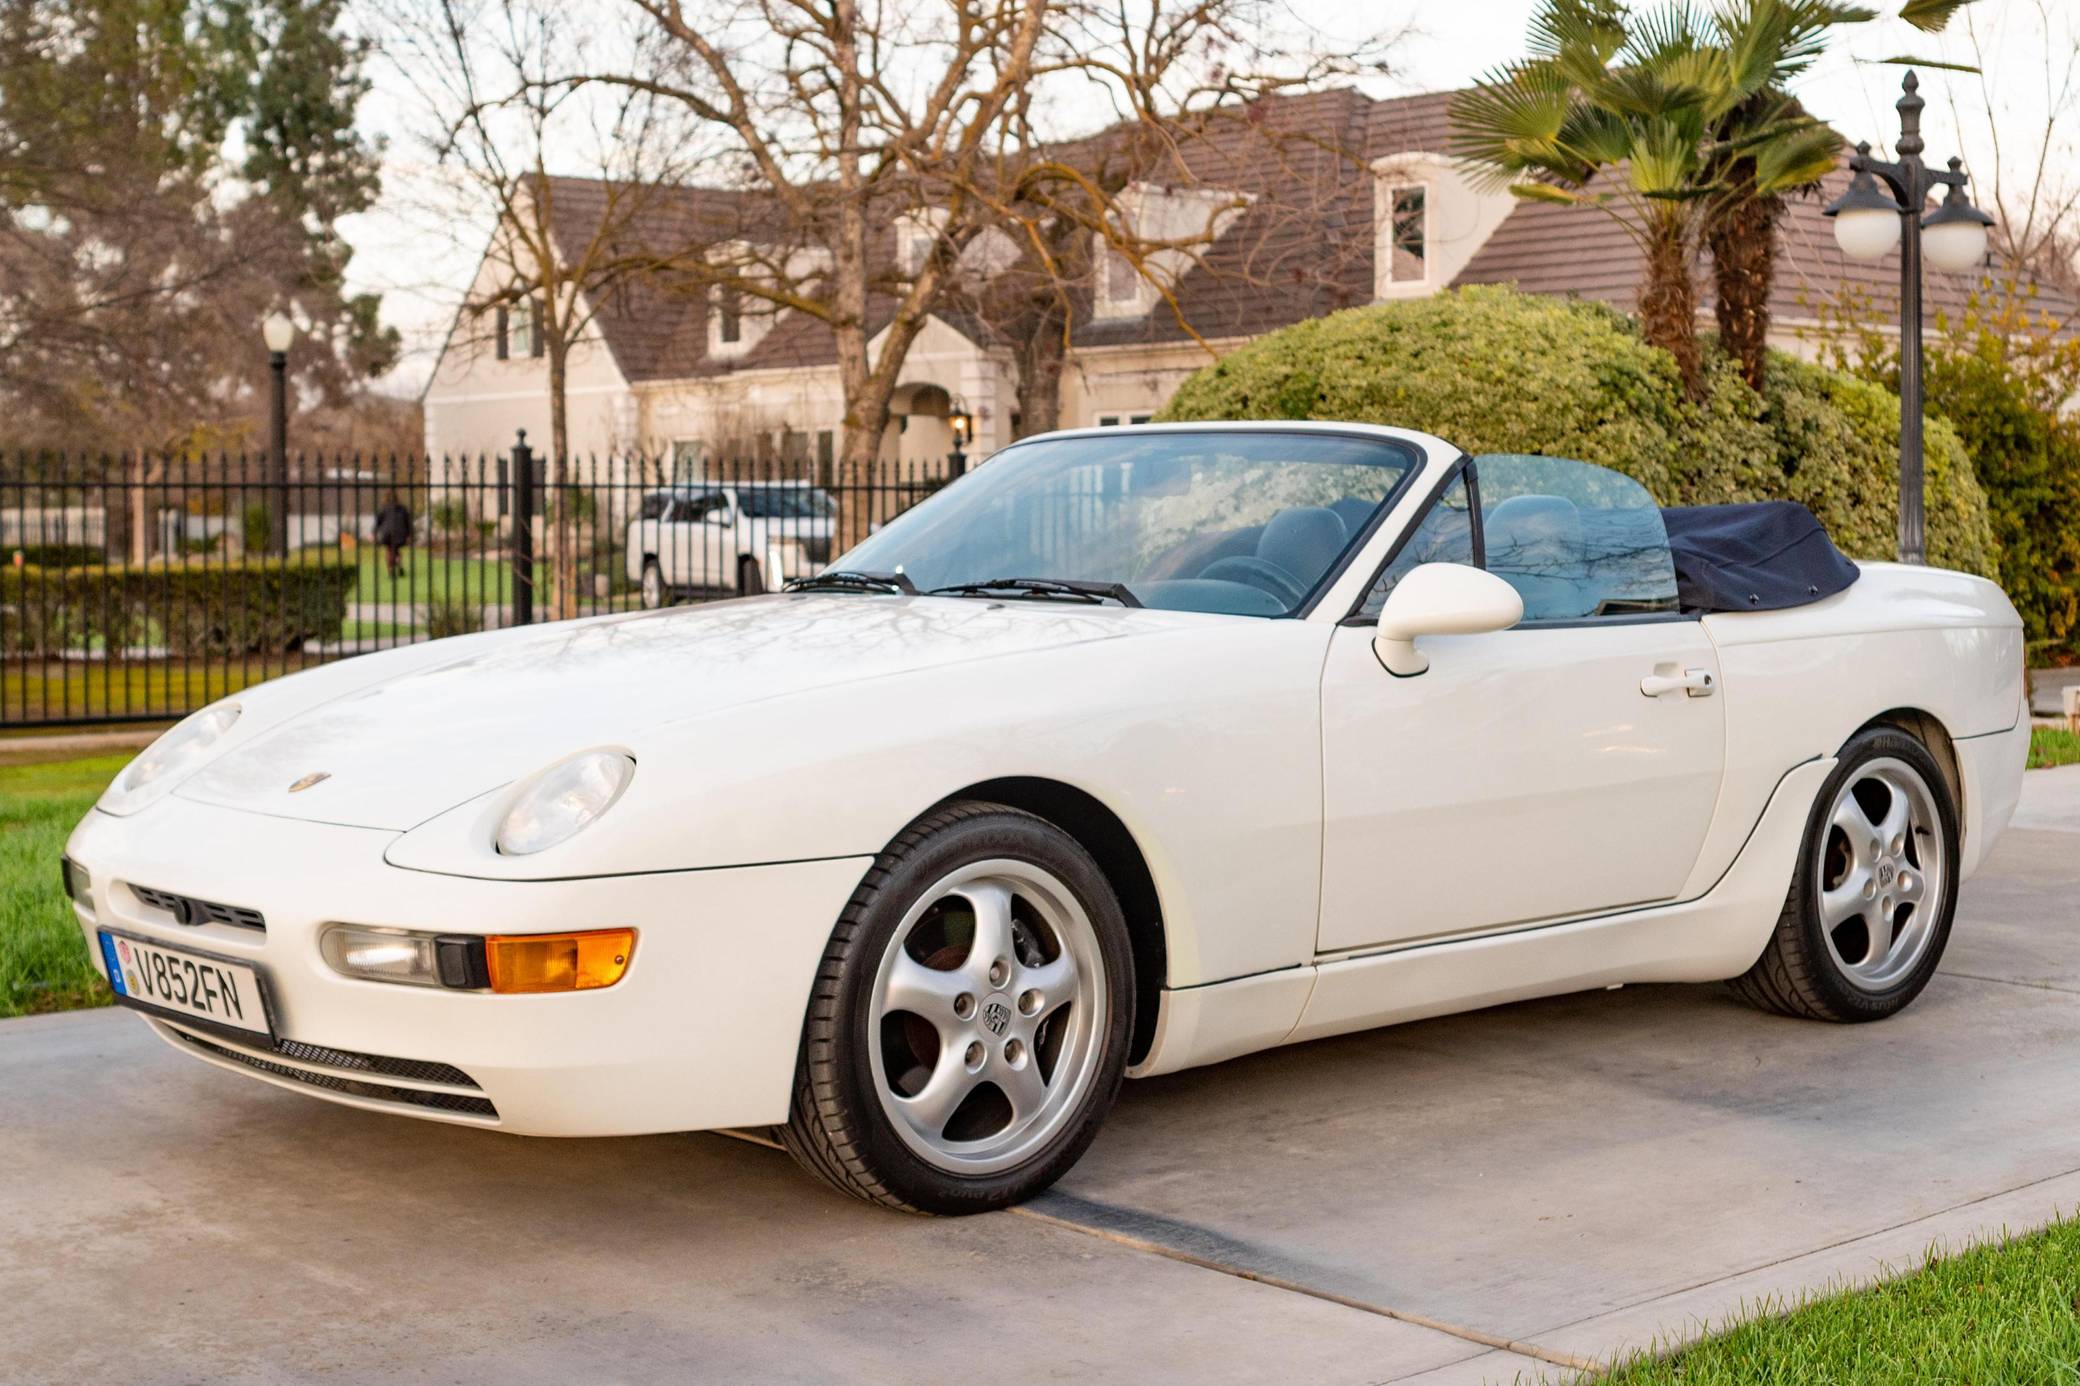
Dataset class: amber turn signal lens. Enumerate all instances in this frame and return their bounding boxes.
[484,929,635,994]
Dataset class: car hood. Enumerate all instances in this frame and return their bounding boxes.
[174,594,1158,829]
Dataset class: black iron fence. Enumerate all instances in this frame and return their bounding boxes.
[1,432,952,728]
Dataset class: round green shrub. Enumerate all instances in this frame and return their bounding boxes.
[1157,286,1998,577]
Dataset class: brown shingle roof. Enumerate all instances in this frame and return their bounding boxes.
[1454,165,2079,328]
[527,94,2073,383]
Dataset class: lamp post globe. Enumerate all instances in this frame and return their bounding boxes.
[1832,205,1902,261]
[262,311,294,555]
[1923,165,1994,273]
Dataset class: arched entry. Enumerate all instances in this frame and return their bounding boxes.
[886,381,959,473]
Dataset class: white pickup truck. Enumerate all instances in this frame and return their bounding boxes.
[626,482,837,607]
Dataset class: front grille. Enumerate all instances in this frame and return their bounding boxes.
[131,885,266,932]
[272,1037,475,1088]
[171,1029,498,1119]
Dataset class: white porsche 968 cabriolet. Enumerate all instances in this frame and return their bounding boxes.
[63,424,2028,1212]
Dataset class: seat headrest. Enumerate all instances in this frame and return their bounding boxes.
[1257,506,1348,580]
[1485,494,1582,558]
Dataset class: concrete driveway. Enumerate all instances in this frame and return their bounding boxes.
[7,769,2078,1385]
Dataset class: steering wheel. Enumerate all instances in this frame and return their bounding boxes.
[1196,554,1309,607]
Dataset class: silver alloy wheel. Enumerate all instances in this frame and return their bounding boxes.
[1815,756,1948,991]
[867,858,1106,1176]
[641,562,664,609]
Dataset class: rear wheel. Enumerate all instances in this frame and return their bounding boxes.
[782,802,1133,1213]
[1730,726,1959,1022]
[639,559,665,609]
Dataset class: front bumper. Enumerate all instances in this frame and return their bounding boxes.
[66,797,869,1136]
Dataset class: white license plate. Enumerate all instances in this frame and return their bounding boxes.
[98,930,273,1038]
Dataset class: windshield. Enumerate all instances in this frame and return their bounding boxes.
[837,431,1419,617]
[737,486,836,520]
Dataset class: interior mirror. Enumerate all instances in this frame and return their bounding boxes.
[1373,562,1524,677]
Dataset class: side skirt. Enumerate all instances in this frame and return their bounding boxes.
[1130,756,1835,1079]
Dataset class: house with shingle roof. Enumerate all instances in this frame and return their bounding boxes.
[422,85,2067,476]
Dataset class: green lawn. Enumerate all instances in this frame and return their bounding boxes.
[351,549,513,607]
[2,661,269,726]
[2031,725,2080,770]
[1600,1220,2080,1383]
[0,753,129,1017]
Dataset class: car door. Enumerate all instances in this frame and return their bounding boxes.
[628,492,671,586]
[661,492,726,588]
[1316,455,1727,955]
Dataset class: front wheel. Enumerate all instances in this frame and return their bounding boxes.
[782,802,1134,1213]
[1730,726,1960,1022]
[737,555,765,596]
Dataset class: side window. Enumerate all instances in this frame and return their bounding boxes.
[1475,455,1678,623]
[639,493,672,521]
[1358,469,1475,621]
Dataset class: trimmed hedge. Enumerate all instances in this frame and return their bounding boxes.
[1157,286,1998,578]
[1,554,356,656]
[6,544,104,568]
[1869,342,2080,655]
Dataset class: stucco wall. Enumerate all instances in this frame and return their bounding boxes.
[421,257,637,461]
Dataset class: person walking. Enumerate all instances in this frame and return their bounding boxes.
[373,495,413,579]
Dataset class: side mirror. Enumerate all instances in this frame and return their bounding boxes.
[1373,562,1524,677]
[705,509,733,527]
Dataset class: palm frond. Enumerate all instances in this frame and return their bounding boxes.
[1508,181,1593,205]
[1629,114,1710,197]
[1623,1,1708,70]
[1449,62,1593,184]
[1715,1,1877,93]
[1749,123,1844,192]
[1898,0,1978,34]
[1557,103,1637,167]
[1871,53,1982,72]
[1528,0,1629,61]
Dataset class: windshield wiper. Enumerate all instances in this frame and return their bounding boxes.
[927,577,1142,608]
[783,569,918,596]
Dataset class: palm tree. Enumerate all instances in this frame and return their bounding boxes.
[1451,2,1727,396]
[1705,0,1981,389]
[1456,1,1984,397]
[1451,0,1846,398]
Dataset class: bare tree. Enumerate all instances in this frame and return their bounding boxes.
[384,0,706,613]
[1947,0,2080,300]
[561,0,1373,532]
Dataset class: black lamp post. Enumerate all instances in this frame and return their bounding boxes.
[947,402,974,477]
[1823,71,1992,565]
[262,310,295,555]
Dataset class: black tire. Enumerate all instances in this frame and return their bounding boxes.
[1729,725,1960,1022]
[639,558,666,610]
[737,555,765,596]
[781,801,1135,1214]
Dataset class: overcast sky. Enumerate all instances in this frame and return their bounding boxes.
[339,0,2077,395]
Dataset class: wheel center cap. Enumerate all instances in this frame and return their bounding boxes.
[1878,859,1897,888]
[980,995,1013,1038]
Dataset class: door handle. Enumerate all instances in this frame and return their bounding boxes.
[1641,668,1715,698]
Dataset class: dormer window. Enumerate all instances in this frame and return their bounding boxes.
[1381,184,1427,285]
[709,280,765,358]
[1371,150,1518,300]
[1094,182,1250,321]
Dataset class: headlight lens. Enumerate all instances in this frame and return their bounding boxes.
[100,703,241,813]
[495,751,636,855]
